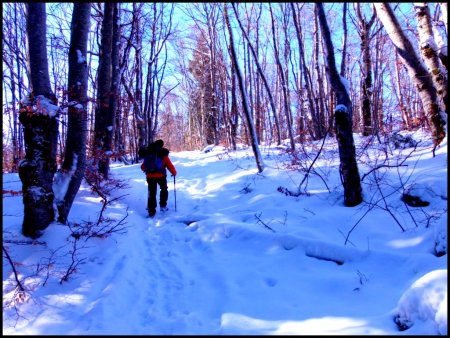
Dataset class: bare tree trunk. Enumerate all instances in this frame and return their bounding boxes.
[394,50,411,130]
[269,3,295,151]
[313,8,328,139]
[437,3,448,69]
[340,3,348,77]
[224,4,265,173]
[110,4,121,159]
[231,3,281,146]
[19,3,59,238]
[93,3,114,178]
[230,60,238,150]
[204,3,220,145]
[374,3,446,150]
[355,3,376,136]
[414,3,448,113]
[54,3,91,224]
[441,2,448,31]
[316,3,363,207]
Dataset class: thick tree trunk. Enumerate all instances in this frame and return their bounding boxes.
[19,3,59,238]
[374,3,446,150]
[316,3,362,207]
[54,3,91,224]
[93,3,114,179]
[414,3,448,114]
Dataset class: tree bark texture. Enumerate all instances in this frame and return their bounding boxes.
[94,2,114,178]
[414,3,448,114]
[55,3,91,224]
[316,3,362,207]
[374,3,446,149]
[355,4,376,136]
[19,3,59,237]
[438,3,448,68]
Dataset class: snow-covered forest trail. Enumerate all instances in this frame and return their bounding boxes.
[3,141,446,335]
[75,150,401,335]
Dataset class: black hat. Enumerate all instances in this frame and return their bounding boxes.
[154,139,164,148]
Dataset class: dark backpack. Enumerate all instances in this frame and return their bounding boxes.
[143,152,164,174]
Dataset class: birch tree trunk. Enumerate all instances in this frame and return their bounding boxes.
[437,3,448,70]
[441,2,448,32]
[19,3,59,238]
[224,4,265,173]
[414,3,448,113]
[316,3,363,207]
[374,3,446,150]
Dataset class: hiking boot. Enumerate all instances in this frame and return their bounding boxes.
[148,210,156,217]
[160,206,169,212]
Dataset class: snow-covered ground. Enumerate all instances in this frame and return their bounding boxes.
[3,130,447,335]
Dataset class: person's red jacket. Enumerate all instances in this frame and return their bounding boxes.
[141,155,177,178]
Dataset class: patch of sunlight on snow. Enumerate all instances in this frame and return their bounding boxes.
[388,236,424,248]
[3,326,40,335]
[84,196,103,203]
[249,194,267,203]
[221,313,386,335]
[45,293,85,306]
[272,317,385,335]
[32,313,67,329]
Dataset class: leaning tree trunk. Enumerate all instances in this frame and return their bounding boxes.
[54,3,91,224]
[374,3,446,151]
[414,3,448,114]
[438,2,448,69]
[19,3,59,238]
[316,3,363,207]
[224,4,265,173]
[232,3,281,146]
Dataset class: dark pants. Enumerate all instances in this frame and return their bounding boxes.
[147,176,168,215]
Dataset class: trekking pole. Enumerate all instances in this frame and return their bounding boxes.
[173,175,177,211]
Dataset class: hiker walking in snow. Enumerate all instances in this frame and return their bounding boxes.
[141,139,177,217]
